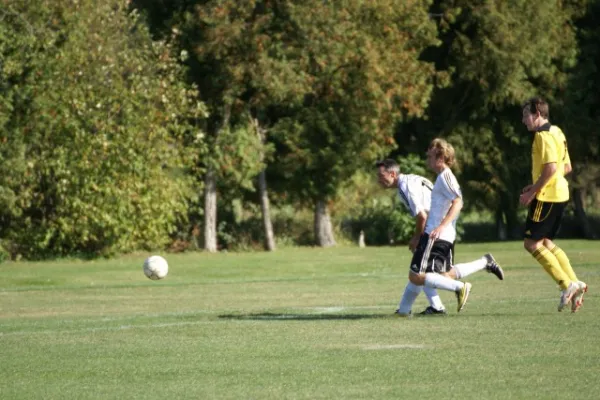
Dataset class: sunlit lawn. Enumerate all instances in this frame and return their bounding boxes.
[1,240,599,399]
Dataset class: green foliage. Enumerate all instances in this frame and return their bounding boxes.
[0,240,8,263]
[397,154,430,178]
[214,119,272,192]
[270,0,442,204]
[0,0,206,258]
[334,170,414,246]
[215,202,314,251]
[557,0,600,198]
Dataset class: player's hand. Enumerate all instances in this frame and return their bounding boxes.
[408,235,419,253]
[519,187,536,206]
[521,184,533,194]
[429,226,443,240]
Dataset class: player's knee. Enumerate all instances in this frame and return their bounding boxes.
[443,270,457,280]
[408,272,424,286]
[523,239,539,253]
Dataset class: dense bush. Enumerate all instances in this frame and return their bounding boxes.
[0,0,206,259]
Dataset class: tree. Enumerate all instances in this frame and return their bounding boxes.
[558,0,600,238]
[133,0,311,251]
[0,0,206,258]
[189,1,306,251]
[269,0,442,246]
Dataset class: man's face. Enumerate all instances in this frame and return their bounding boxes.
[377,166,396,188]
[522,107,538,131]
[426,148,440,171]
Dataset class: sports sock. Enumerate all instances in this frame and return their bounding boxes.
[424,273,463,292]
[453,257,487,279]
[397,282,421,315]
[423,286,445,310]
[531,246,570,290]
[548,245,578,282]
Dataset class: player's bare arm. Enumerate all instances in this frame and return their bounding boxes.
[520,162,557,206]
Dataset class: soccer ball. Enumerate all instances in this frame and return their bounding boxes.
[143,255,169,280]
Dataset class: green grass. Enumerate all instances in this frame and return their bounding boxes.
[1,241,600,399]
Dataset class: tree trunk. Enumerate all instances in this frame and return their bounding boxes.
[203,168,218,252]
[257,169,276,251]
[572,188,596,239]
[314,200,336,247]
[253,118,276,251]
[498,191,521,240]
[495,209,507,241]
[203,105,231,252]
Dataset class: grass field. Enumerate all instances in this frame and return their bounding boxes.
[1,240,599,399]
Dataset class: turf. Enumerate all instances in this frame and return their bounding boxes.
[1,240,599,399]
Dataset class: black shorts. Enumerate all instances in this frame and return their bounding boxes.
[524,199,567,240]
[409,234,454,274]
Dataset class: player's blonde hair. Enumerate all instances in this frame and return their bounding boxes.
[428,138,456,168]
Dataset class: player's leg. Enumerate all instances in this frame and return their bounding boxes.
[524,200,578,311]
[395,283,446,316]
[408,237,470,312]
[449,254,504,280]
[421,286,446,314]
[545,238,578,281]
[395,281,421,316]
[544,237,587,310]
[396,235,427,317]
[542,202,587,312]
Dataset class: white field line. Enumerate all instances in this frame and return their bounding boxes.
[362,344,426,350]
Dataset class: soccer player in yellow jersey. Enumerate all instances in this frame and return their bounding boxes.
[520,97,587,312]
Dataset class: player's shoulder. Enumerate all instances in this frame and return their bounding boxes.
[438,168,461,191]
[438,167,457,180]
[535,125,565,140]
[549,125,566,139]
[404,174,432,188]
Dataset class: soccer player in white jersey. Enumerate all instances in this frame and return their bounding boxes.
[376,159,448,315]
[378,139,504,313]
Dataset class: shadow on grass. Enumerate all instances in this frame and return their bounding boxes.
[218,312,391,321]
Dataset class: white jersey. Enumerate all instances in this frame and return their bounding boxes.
[396,174,433,217]
[424,168,462,243]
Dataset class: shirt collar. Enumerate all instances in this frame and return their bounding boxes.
[536,123,551,132]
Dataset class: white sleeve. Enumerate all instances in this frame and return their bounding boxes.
[397,184,418,217]
[401,179,428,217]
[406,186,425,217]
[440,170,462,199]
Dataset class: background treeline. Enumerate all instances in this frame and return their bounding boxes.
[1,0,598,260]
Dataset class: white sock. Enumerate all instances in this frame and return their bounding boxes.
[423,286,445,310]
[425,273,464,292]
[453,257,487,279]
[397,282,422,315]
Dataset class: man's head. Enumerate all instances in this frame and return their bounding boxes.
[427,138,455,172]
[522,97,549,131]
[376,159,400,188]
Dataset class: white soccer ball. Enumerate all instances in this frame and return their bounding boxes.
[143,255,169,280]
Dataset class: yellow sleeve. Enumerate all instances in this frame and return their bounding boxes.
[540,133,558,164]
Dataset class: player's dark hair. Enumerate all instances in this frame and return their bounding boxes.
[522,97,549,119]
[375,159,400,172]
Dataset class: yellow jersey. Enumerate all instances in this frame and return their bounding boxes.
[531,124,571,202]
